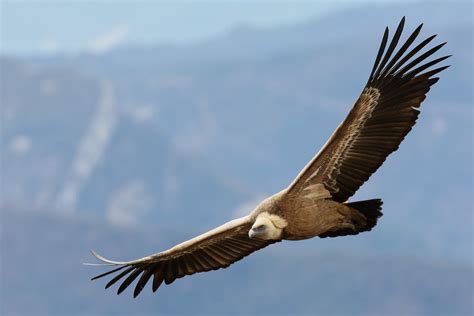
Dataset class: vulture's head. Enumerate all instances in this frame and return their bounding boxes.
[248,212,288,240]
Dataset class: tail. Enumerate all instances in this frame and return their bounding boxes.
[346,199,383,232]
[319,199,383,238]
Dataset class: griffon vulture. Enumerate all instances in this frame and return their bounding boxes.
[88,17,450,297]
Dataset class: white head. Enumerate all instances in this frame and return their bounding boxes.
[248,212,288,240]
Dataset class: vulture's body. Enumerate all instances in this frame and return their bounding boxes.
[88,17,450,298]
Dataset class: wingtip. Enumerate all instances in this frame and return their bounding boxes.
[396,17,405,34]
[415,23,423,32]
[117,286,127,296]
[440,54,452,61]
[91,274,105,281]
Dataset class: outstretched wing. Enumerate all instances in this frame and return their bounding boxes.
[89,216,278,297]
[287,17,450,202]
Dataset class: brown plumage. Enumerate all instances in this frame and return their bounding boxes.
[88,17,450,298]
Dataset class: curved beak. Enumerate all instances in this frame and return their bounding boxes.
[248,229,256,239]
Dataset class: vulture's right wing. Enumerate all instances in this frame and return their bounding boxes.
[89,216,278,297]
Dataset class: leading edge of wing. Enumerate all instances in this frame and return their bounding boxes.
[87,215,253,267]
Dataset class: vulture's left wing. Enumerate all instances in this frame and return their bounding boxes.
[88,216,278,297]
[286,17,450,202]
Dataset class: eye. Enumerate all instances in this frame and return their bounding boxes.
[255,224,265,230]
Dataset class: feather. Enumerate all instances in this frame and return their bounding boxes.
[368,27,389,83]
[134,268,153,298]
[381,23,423,77]
[105,267,134,289]
[91,266,126,281]
[117,268,142,295]
[152,266,164,292]
[373,17,405,80]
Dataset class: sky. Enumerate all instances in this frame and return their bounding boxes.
[0,0,416,56]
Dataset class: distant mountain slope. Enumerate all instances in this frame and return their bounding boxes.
[1,58,100,211]
[1,60,248,227]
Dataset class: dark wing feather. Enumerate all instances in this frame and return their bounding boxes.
[287,17,450,202]
[89,216,278,297]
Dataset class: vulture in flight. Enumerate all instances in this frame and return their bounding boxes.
[88,17,450,298]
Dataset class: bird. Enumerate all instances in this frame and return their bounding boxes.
[88,17,450,298]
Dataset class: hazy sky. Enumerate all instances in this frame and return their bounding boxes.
[1,0,415,56]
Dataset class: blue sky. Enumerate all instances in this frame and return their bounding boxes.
[1,0,413,56]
